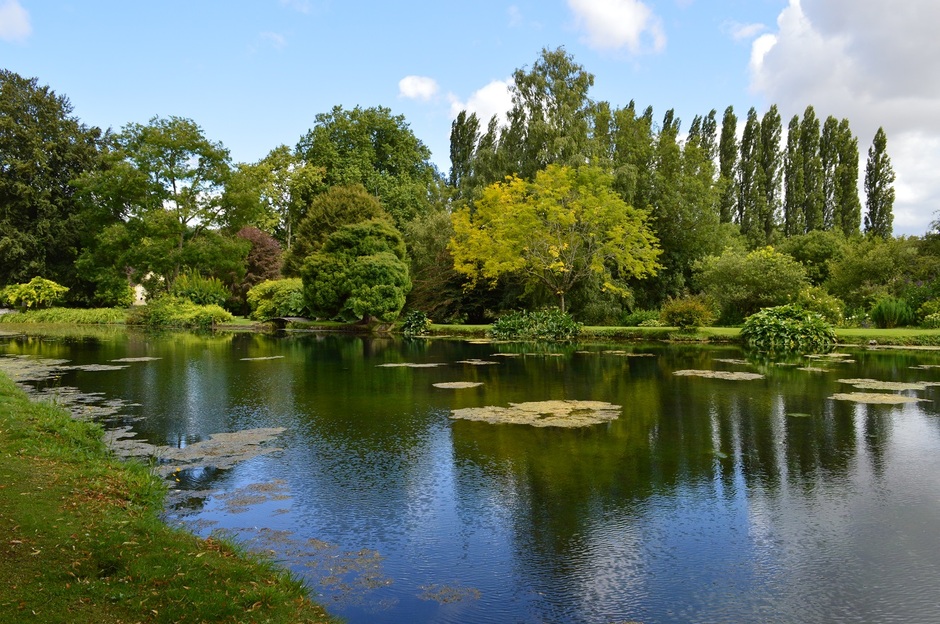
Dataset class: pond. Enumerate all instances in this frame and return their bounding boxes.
[3,328,940,623]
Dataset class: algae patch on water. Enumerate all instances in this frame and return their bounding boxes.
[451,400,621,428]
[673,370,764,381]
[830,392,928,404]
[837,378,940,391]
[433,382,483,389]
[377,362,445,368]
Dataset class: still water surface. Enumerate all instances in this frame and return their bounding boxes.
[3,328,940,623]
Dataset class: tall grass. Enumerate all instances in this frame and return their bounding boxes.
[0,306,127,324]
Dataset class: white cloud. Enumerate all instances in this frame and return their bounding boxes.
[507,5,523,27]
[279,0,311,14]
[724,21,767,42]
[0,0,31,43]
[749,0,940,234]
[448,79,515,127]
[567,0,665,54]
[260,31,287,50]
[398,75,439,102]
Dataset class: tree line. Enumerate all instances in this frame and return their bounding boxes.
[0,48,926,328]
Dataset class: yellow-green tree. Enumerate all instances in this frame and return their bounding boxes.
[450,165,660,312]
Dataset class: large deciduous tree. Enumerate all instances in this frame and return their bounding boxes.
[864,127,895,239]
[301,218,411,323]
[450,164,661,313]
[224,145,322,251]
[0,70,103,292]
[296,105,437,227]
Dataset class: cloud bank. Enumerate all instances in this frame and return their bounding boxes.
[0,0,30,43]
[749,0,940,234]
[567,0,665,54]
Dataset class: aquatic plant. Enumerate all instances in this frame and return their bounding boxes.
[740,304,837,354]
[488,309,582,341]
[401,310,432,336]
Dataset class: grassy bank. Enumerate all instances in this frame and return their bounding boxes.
[0,372,336,624]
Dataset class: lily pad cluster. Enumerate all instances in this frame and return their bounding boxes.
[450,400,621,428]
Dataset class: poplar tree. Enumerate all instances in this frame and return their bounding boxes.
[820,115,841,229]
[736,108,764,241]
[783,114,805,236]
[800,106,824,231]
[718,106,738,223]
[834,119,861,236]
[758,105,783,242]
[864,127,895,239]
[449,110,480,196]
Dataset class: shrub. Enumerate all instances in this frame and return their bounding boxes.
[869,296,913,329]
[621,308,660,327]
[0,277,69,310]
[795,286,845,326]
[694,246,809,324]
[659,296,715,330]
[917,298,940,322]
[401,310,432,337]
[126,296,233,329]
[489,309,582,341]
[922,312,940,329]
[740,304,837,354]
[170,271,230,307]
[246,278,306,320]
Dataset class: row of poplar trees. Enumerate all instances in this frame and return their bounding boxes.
[448,47,896,307]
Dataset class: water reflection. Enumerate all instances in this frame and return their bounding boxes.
[2,330,940,623]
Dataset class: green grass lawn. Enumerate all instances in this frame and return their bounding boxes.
[0,372,337,624]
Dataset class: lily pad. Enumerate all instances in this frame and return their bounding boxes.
[787,412,813,418]
[377,362,445,368]
[456,359,499,366]
[240,356,285,361]
[797,366,830,373]
[830,392,928,405]
[673,370,764,381]
[433,382,483,389]
[715,358,749,365]
[110,356,162,362]
[450,400,621,428]
[837,378,940,391]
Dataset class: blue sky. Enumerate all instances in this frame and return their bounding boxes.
[3,0,939,235]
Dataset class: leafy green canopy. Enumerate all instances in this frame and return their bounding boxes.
[296,105,438,227]
[450,164,661,313]
[0,70,103,293]
[695,246,809,323]
[301,218,411,323]
[283,184,388,276]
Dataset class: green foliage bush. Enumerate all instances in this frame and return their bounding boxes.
[0,277,69,310]
[694,246,809,324]
[489,309,582,341]
[620,308,661,327]
[869,296,913,329]
[922,312,940,329]
[659,296,715,330]
[170,271,230,307]
[794,286,845,325]
[246,278,306,320]
[401,310,432,337]
[917,298,940,322]
[126,296,233,329]
[740,305,837,354]
[0,307,126,324]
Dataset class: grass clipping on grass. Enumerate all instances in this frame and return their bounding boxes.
[450,400,621,428]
